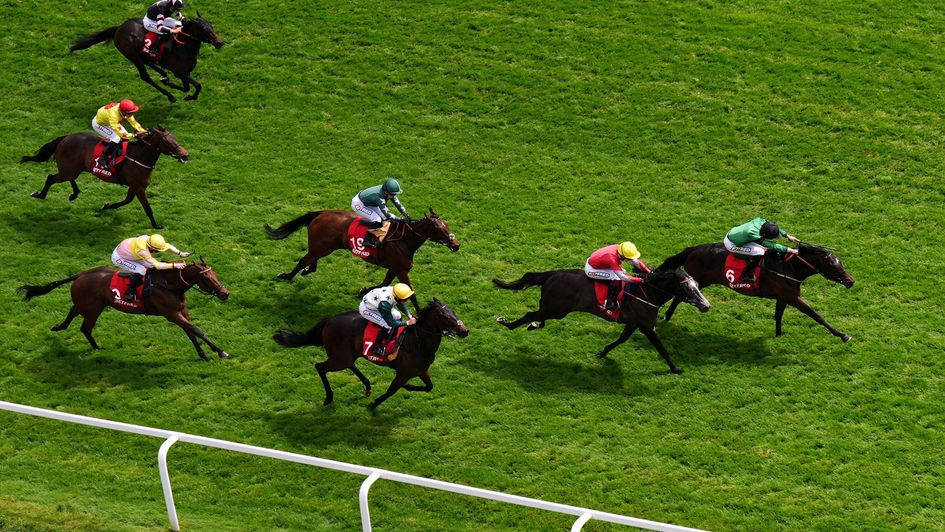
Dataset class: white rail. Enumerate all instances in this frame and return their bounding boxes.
[0,401,706,532]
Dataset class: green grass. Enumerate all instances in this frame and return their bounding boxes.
[1,0,944,529]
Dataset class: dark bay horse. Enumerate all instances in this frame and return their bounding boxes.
[19,258,230,361]
[658,243,855,341]
[493,269,711,374]
[70,14,224,102]
[273,299,469,409]
[264,209,460,311]
[21,127,188,229]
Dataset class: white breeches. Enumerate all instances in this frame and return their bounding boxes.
[724,236,766,256]
[92,119,121,143]
[144,16,181,33]
[112,249,150,275]
[584,260,627,281]
[351,195,385,222]
[359,302,393,329]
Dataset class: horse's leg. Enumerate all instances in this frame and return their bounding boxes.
[31,173,74,199]
[774,299,787,337]
[359,270,396,297]
[163,311,210,361]
[496,310,545,330]
[51,306,79,332]
[402,370,433,392]
[79,312,101,350]
[134,62,177,103]
[102,187,135,211]
[787,296,851,342]
[134,188,161,229]
[314,361,336,405]
[68,178,81,201]
[350,364,372,396]
[278,250,321,281]
[368,371,412,409]
[639,326,683,374]
[181,307,229,358]
[664,297,682,321]
[180,73,202,101]
[596,324,638,359]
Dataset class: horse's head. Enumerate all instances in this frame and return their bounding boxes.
[145,126,189,163]
[414,209,460,251]
[186,12,224,49]
[797,245,854,288]
[184,257,229,301]
[646,269,711,313]
[421,298,469,338]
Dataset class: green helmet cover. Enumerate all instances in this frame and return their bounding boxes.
[382,178,402,194]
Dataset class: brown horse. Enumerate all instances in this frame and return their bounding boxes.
[70,14,224,102]
[273,298,469,409]
[493,269,711,374]
[21,127,188,229]
[19,258,230,361]
[264,209,460,311]
[658,243,855,341]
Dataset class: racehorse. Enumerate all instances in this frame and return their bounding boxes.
[19,258,230,361]
[658,243,855,341]
[264,209,460,311]
[70,14,224,102]
[273,299,468,409]
[20,127,188,229]
[493,269,711,374]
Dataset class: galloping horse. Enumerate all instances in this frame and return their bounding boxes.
[264,209,460,311]
[658,243,855,341]
[274,299,468,408]
[21,127,188,229]
[19,258,230,361]
[493,269,711,374]
[70,14,224,102]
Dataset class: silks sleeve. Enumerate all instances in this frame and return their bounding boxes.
[391,196,409,218]
[125,115,146,134]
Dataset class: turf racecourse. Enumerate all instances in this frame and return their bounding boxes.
[1,0,943,529]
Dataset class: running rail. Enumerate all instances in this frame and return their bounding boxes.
[0,401,706,532]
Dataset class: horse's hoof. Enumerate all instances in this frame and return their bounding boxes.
[68,194,78,202]
[526,321,541,330]
[671,367,684,375]
[277,273,292,281]
[496,317,507,324]
[323,397,333,406]
[596,351,608,359]
[160,76,169,84]
[50,325,64,332]
[219,351,230,359]
[364,388,372,397]
[841,334,852,342]
[199,355,211,362]
[184,94,197,101]
[30,191,44,199]
[167,95,177,103]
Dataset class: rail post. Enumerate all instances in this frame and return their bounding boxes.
[359,471,383,532]
[158,434,181,531]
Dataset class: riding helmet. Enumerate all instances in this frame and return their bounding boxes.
[118,99,139,114]
[392,283,414,300]
[148,234,170,251]
[382,178,403,195]
[617,241,640,260]
[760,221,781,239]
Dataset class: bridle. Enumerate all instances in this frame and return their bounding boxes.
[391,218,455,248]
[624,273,696,309]
[127,129,185,165]
[178,264,224,296]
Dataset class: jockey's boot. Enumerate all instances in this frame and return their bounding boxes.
[604,281,621,310]
[372,328,390,356]
[740,256,761,282]
[96,142,114,169]
[124,274,143,301]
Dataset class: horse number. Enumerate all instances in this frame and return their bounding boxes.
[350,237,365,250]
[363,341,373,356]
[144,38,152,48]
[725,269,735,283]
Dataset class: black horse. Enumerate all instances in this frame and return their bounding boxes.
[273,299,469,409]
[70,14,224,102]
[493,269,711,374]
[658,243,854,341]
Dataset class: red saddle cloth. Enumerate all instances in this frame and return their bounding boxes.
[91,140,128,179]
[593,280,626,320]
[141,32,167,60]
[724,254,763,294]
[347,216,378,261]
[362,322,405,364]
[109,272,145,313]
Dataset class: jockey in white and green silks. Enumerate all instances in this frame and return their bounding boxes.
[359,283,416,356]
[351,178,410,248]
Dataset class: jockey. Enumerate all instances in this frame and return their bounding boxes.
[143,0,185,56]
[584,242,651,310]
[93,100,146,170]
[351,179,410,248]
[359,283,416,356]
[111,234,191,301]
[724,218,800,282]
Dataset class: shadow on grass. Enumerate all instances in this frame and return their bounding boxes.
[261,393,408,447]
[22,338,180,391]
[2,203,128,248]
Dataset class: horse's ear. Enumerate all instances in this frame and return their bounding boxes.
[199,255,207,264]
[156,124,166,131]
[196,10,202,18]
[428,208,439,218]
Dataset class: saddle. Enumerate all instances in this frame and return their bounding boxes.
[724,254,764,294]
[593,280,626,320]
[362,322,406,364]
[109,271,152,312]
[347,216,381,261]
[141,31,169,60]
[92,140,128,179]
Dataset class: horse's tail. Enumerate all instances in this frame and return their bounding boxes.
[19,274,79,300]
[657,246,697,271]
[264,211,322,240]
[70,27,118,52]
[20,136,66,163]
[273,318,327,348]
[492,271,555,290]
